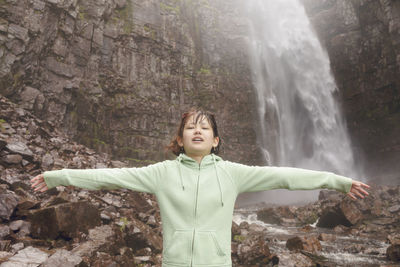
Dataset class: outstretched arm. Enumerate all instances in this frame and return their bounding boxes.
[347,180,370,200]
[30,162,164,194]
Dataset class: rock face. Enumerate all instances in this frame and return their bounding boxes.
[302,0,400,183]
[0,95,163,266]
[0,0,262,166]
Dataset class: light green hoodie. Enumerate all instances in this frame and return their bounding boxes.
[44,153,352,267]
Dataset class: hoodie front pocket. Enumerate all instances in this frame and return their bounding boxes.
[164,230,192,264]
[193,230,226,265]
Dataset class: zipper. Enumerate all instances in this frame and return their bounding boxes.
[190,164,201,267]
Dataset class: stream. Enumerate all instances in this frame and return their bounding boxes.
[233,209,391,266]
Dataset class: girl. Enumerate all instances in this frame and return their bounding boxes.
[31,108,369,267]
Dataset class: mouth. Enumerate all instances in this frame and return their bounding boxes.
[192,137,204,142]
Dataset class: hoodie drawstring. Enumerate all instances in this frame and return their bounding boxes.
[212,154,224,207]
[177,155,185,190]
[176,153,224,207]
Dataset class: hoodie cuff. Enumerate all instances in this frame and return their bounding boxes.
[43,170,65,189]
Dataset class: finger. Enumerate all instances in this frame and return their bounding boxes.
[31,179,43,188]
[357,187,369,196]
[347,192,356,200]
[30,174,43,183]
[360,183,370,189]
[40,185,48,192]
[353,190,365,199]
[33,182,46,192]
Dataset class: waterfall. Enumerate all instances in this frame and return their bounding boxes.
[242,0,364,204]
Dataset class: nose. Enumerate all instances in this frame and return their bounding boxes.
[194,125,202,134]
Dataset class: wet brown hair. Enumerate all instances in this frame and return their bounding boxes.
[166,108,221,156]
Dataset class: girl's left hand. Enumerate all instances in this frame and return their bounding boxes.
[347,180,370,200]
[30,174,49,192]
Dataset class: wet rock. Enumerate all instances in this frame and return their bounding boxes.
[8,24,29,42]
[15,199,40,217]
[0,225,10,239]
[10,243,24,253]
[286,236,322,253]
[5,142,33,158]
[29,201,101,239]
[20,87,42,110]
[236,235,275,265]
[318,233,336,242]
[0,246,48,267]
[41,249,82,267]
[388,234,400,245]
[0,189,19,221]
[101,193,123,208]
[0,123,15,135]
[388,205,400,213]
[124,217,162,253]
[231,221,240,238]
[1,154,23,165]
[340,200,363,225]
[9,220,24,231]
[71,225,116,257]
[387,244,400,262]
[317,205,352,228]
[257,206,296,225]
[41,153,54,169]
[0,240,11,251]
[9,220,30,238]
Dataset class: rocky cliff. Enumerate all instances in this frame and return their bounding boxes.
[302,0,400,183]
[1,0,400,181]
[0,0,262,166]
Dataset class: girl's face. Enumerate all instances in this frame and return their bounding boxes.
[177,115,219,158]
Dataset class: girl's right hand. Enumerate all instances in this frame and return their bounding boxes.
[30,174,49,192]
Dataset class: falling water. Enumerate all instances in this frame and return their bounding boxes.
[242,0,363,204]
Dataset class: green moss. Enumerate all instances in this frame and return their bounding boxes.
[77,4,87,20]
[93,138,107,145]
[233,235,245,242]
[116,0,134,34]
[0,118,5,132]
[160,2,180,14]
[198,67,211,75]
[119,217,129,232]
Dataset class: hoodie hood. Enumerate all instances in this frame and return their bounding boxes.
[176,153,224,206]
[176,153,222,169]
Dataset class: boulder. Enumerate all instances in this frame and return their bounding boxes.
[257,206,296,226]
[318,233,336,242]
[29,201,101,239]
[236,235,275,265]
[5,142,33,158]
[124,217,163,253]
[340,200,363,225]
[0,189,19,221]
[387,244,400,262]
[41,249,82,267]
[286,236,322,253]
[71,225,116,257]
[0,246,48,267]
[0,240,11,251]
[1,155,23,165]
[317,206,352,228]
[0,224,10,238]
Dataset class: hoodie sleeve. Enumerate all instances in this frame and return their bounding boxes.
[43,162,164,194]
[224,161,352,194]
